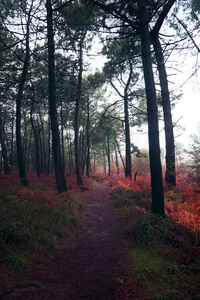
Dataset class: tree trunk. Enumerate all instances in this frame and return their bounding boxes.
[46,0,67,192]
[86,97,90,177]
[151,29,176,188]
[16,11,31,186]
[47,116,51,174]
[113,131,119,175]
[103,142,106,174]
[10,109,14,171]
[124,92,132,179]
[115,133,126,173]
[124,62,133,179]
[107,135,111,176]
[114,140,119,175]
[137,0,165,217]
[0,113,10,174]
[30,93,41,177]
[41,119,46,173]
[75,40,84,185]
[26,128,32,172]
[60,103,66,172]
[93,151,96,174]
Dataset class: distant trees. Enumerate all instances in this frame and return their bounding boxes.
[187,125,200,187]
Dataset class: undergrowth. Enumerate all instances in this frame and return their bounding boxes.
[109,178,200,300]
[0,172,91,287]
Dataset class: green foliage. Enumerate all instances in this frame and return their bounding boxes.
[1,253,29,271]
[0,184,83,275]
[110,187,151,210]
[110,180,200,299]
[127,212,174,245]
[187,124,200,186]
[128,246,185,299]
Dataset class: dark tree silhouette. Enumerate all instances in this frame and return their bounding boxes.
[46,0,67,192]
[137,0,165,217]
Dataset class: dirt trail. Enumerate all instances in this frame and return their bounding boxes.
[1,183,128,300]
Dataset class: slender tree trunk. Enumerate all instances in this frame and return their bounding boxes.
[41,120,46,173]
[39,133,43,173]
[80,130,86,174]
[60,103,65,172]
[0,114,10,174]
[10,109,14,171]
[26,129,32,171]
[30,93,41,177]
[23,113,28,169]
[151,31,176,188]
[114,140,119,175]
[30,118,40,177]
[107,135,111,176]
[103,142,106,174]
[124,92,132,179]
[46,0,67,192]
[115,133,126,173]
[137,0,165,217]
[86,97,90,177]
[47,116,51,174]
[124,62,133,179]
[69,135,74,173]
[75,40,83,185]
[16,11,31,186]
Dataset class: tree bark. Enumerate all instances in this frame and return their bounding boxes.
[75,40,84,185]
[124,72,132,179]
[115,133,126,173]
[137,0,165,217]
[60,102,66,172]
[107,135,111,176]
[86,97,90,177]
[47,116,51,174]
[46,0,67,192]
[103,142,106,174]
[0,112,10,174]
[16,10,31,186]
[151,34,176,188]
[150,0,177,188]
[10,109,14,171]
[30,87,42,177]
[114,139,119,175]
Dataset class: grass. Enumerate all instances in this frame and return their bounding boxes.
[0,173,85,287]
[128,246,185,299]
[109,187,200,300]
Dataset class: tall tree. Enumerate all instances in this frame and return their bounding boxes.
[137,0,165,216]
[103,60,134,179]
[74,37,84,185]
[46,0,67,192]
[15,3,33,186]
[58,0,97,185]
[150,0,177,188]
[0,108,10,174]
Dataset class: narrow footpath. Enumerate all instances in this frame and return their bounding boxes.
[1,183,129,300]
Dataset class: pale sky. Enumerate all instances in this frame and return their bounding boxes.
[89,35,200,151]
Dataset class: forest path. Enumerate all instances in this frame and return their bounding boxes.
[1,183,129,300]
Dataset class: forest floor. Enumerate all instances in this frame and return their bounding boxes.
[0,183,129,300]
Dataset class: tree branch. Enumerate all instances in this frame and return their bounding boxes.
[172,14,200,53]
[151,0,176,36]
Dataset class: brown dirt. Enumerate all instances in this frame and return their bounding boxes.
[0,183,130,300]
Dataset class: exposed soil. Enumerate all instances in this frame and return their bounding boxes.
[0,183,129,300]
